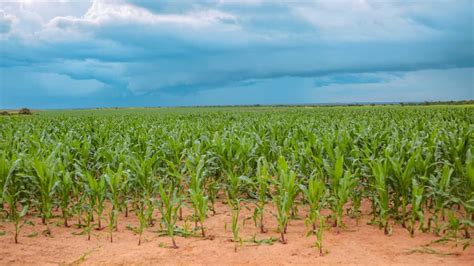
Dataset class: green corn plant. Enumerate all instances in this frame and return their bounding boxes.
[388,152,416,226]
[427,164,453,235]
[187,156,209,237]
[71,177,87,228]
[371,159,391,234]
[314,215,326,256]
[119,168,131,219]
[207,178,220,216]
[446,210,461,238]
[273,156,298,244]
[2,156,29,244]
[157,183,182,249]
[105,165,124,242]
[0,152,17,216]
[84,200,94,241]
[460,151,474,239]
[30,156,59,235]
[326,155,358,230]
[253,157,271,233]
[164,159,186,219]
[85,171,107,230]
[107,211,115,243]
[56,164,73,227]
[230,198,242,250]
[409,179,425,237]
[324,153,344,192]
[136,197,149,246]
[334,170,358,231]
[129,154,158,226]
[349,185,363,222]
[224,169,245,245]
[300,171,326,233]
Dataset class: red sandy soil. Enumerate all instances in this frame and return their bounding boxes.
[0,200,472,265]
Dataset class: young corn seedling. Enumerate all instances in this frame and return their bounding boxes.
[164,159,186,219]
[57,165,73,227]
[300,172,326,233]
[136,197,149,246]
[84,202,94,241]
[273,156,298,244]
[105,165,124,242]
[231,198,242,251]
[85,172,107,230]
[427,164,453,236]
[187,156,209,237]
[158,183,182,249]
[0,153,19,218]
[388,152,416,227]
[2,156,29,244]
[30,156,59,235]
[129,154,158,226]
[326,155,358,231]
[446,210,461,239]
[224,169,245,247]
[253,157,271,233]
[461,152,474,239]
[314,215,326,256]
[333,170,358,231]
[207,178,220,216]
[72,182,87,228]
[371,159,391,234]
[409,179,425,237]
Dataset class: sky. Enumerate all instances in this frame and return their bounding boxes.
[0,0,473,109]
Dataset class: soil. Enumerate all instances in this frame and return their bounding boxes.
[0,200,472,265]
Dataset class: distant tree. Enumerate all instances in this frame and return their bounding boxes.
[0,111,10,116]
[18,108,32,115]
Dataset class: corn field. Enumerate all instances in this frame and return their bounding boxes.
[0,106,473,252]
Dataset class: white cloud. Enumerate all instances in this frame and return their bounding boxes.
[47,0,238,30]
[0,9,15,34]
[291,0,440,42]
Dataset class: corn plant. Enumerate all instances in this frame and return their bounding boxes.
[230,198,242,250]
[187,156,209,237]
[460,151,474,238]
[29,156,59,235]
[314,215,326,256]
[427,164,453,235]
[71,178,87,228]
[207,178,220,216]
[409,179,425,236]
[301,171,326,233]
[84,200,94,241]
[2,156,29,243]
[164,159,186,219]
[273,156,298,244]
[85,172,107,230]
[253,157,271,233]
[57,163,73,227]
[0,152,17,216]
[388,152,416,226]
[105,165,125,242]
[371,159,391,234]
[224,169,246,245]
[136,197,149,245]
[129,154,158,226]
[157,183,182,248]
[326,155,358,230]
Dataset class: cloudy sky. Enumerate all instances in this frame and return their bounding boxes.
[0,0,472,108]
